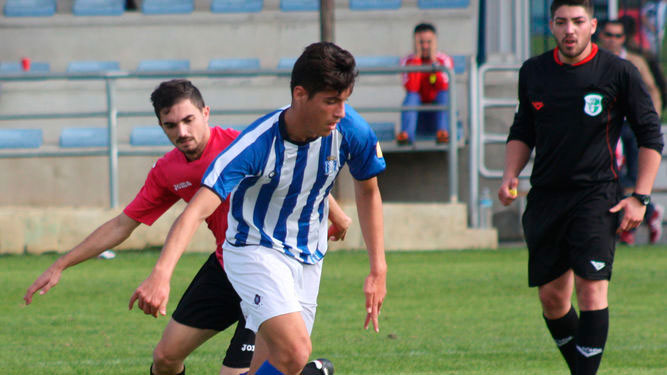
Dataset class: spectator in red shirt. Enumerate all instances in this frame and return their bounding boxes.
[397,23,455,144]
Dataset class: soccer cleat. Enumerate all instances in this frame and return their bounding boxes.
[648,204,664,244]
[302,358,334,375]
[619,230,635,245]
[396,131,410,145]
[436,129,449,144]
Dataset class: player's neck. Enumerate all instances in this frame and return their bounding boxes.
[283,107,316,143]
[558,42,593,65]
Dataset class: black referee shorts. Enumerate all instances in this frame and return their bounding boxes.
[522,182,621,287]
[172,252,255,368]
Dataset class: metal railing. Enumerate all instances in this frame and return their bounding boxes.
[0,64,460,208]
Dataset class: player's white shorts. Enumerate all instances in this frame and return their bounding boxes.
[222,243,322,334]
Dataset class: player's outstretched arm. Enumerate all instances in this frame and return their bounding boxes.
[353,177,387,333]
[327,195,352,241]
[498,140,532,206]
[24,213,140,305]
[129,187,221,318]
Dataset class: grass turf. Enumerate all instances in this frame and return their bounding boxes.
[1,246,665,374]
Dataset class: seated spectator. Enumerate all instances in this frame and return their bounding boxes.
[397,23,454,144]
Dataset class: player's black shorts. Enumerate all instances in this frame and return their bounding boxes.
[172,252,255,368]
[522,182,621,287]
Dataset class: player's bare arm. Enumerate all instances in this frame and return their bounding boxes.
[129,187,221,318]
[353,177,386,333]
[609,147,662,232]
[327,195,351,241]
[498,140,532,206]
[24,213,140,305]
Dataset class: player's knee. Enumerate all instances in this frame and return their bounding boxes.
[153,345,185,373]
[539,288,571,317]
[272,337,311,373]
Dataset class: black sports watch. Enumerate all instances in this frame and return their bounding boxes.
[631,193,651,206]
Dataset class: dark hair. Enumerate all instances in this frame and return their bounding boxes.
[414,22,436,34]
[550,0,594,19]
[619,15,636,38]
[290,42,358,98]
[598,18,625,34]
[150,79,205,120]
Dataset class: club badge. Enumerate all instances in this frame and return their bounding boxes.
[583,93,603,117]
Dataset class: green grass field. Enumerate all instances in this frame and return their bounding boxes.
[1,246,665,374]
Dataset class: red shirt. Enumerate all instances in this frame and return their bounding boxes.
[401,51,454,103]
[124,126,240,267]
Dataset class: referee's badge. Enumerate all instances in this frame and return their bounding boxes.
[583,93,603,117]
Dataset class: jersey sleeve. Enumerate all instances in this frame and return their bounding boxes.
[123,161,180,226]
[623,62,664,153]
[342,106,387,180]
[401,55,423,92]
[507,62,537,149]
[201,132,269,200]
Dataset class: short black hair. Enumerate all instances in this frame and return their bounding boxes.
[290,42,358,98]
[414,22,436,34]
[599,19,625,34]
[150,79,205,120]
[550,0,594,19]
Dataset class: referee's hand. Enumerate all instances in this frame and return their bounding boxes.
[498,178,519,206]
[609,197,647,233]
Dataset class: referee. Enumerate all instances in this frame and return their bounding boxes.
[498,1,663,375]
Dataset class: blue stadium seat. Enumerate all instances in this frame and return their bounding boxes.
[142,0,193,14]
[277,57,297,70]
[369,122,396,143]
[60,127,109,148]
[349,0,401,10]
[137,59,190,72]
[73,0,124,15]
[208,58,260,71]
[355,56,401,68]
[211,0,262,13]
[130,127,171,146]
[452,55,466,74]
[418,0,469,9]
[280,0,318,11]
[0,61,50,73]
[67,61,121,73]
[3,0,56,17]
[0,129,43,149]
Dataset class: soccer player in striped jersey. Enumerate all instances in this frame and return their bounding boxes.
[130,42,387,375]
[25,79,349,375]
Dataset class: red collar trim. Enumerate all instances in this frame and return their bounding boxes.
[553,43,598,66]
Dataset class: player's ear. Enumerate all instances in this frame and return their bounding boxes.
[293,85,309,103]
[590,18,598,35]
[201,105,210,121]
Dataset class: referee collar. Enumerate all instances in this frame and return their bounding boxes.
[554,43,598,67]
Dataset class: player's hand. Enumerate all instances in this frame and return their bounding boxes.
[129,271,170,318]
[363,270,386,333]
[328,215,352,241]
[609,197,647,233]
[24,265,63,305]
[498,177,519,206]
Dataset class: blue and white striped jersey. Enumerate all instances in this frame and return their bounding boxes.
[202,104,386,264]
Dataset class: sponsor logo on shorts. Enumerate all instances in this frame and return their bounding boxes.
[241,344,255,352]
[590,260,606,271]
[254,294,261,305]
[577,345,603,358]
[555,336,573,347]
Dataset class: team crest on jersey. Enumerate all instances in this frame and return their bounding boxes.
[583,93,603,117]
[325,156,338,175]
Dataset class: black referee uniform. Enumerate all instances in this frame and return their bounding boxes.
[508,44,663,287]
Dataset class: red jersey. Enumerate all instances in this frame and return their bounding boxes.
[124,126,240,267]
[401,51,454,103]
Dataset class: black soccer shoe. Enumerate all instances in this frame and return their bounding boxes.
[301,358,334,375]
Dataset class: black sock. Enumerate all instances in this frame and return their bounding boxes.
[544,306,578,374]
[576,308,609,375]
